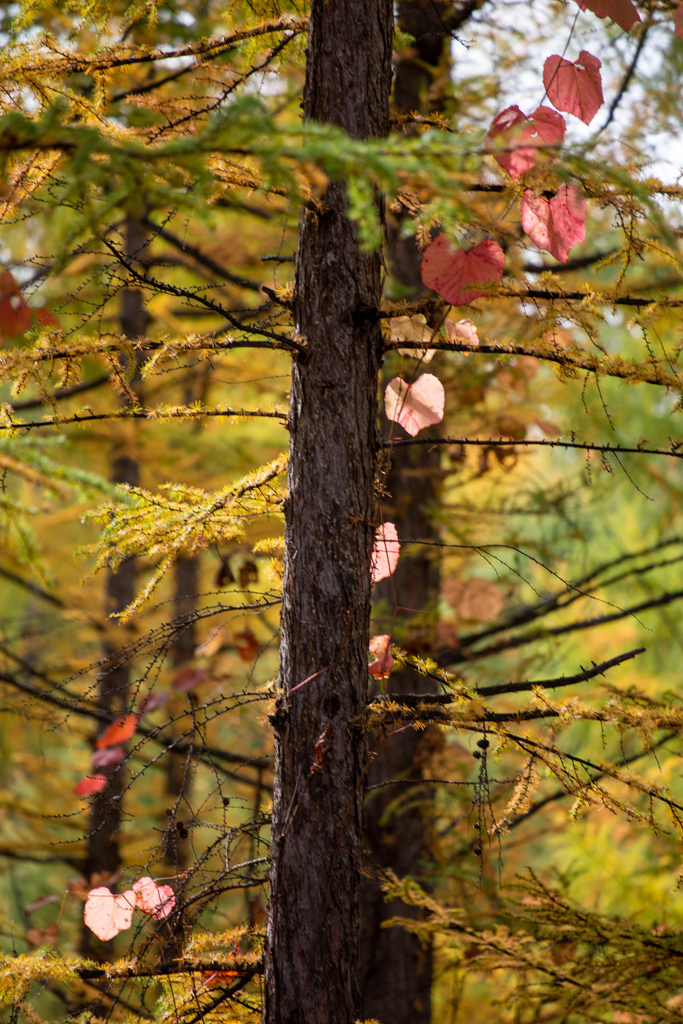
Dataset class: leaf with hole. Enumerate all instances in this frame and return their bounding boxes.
[543,51,603,125]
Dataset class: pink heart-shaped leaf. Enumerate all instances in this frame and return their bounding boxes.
[371,523,400,583]
[445,318,479,348]
[385,373,445,437]
[520,184,586,263]
[84,887,135,941]
[368,635,394,678]
[487,105,566,178]
[133,876,176,920]
[526,106,567,148]
[421,237,505,306]
[543,50,603,125]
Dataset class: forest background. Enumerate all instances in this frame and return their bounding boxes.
[2,1,683,1023]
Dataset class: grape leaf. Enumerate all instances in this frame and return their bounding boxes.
[84,887,135,941]
[390,315,436,362]
[487,105,566,178]
[421,237,505,306]
[543,50,603,125]
[133,876,176,920]
[371,523,400,583]
[385,373,445,437]
[577,0,641,31]
[445,318,479,348]
[520,184,586,263]
[368,634,394,678]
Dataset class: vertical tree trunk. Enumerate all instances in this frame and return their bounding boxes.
[166,555,198,870]
[361,7,457,1020]
[81,219,148,959]
[264,4,393,1023]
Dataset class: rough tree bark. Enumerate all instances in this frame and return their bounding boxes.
[264,3,393,1023]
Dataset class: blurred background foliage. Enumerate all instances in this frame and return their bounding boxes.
[1,0,683,1022]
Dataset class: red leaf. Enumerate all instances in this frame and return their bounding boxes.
[487,105,566,178]
[543,51,603,125]
[172,667,207,692]
[421,237,505,306]
[0,271,59,340]
[368,635,394,678]
[74,775,108,796]
[96,713,137,750]
[528,106,567,148]
[371,523,400,583]
[674,4,683,36]
[0,270,33,339]
[91,746,125,769]
[84,887,135,941]
[385,373,445,436]
[133,876,176,920]
[577,0,641,31]
[520,184,586,263]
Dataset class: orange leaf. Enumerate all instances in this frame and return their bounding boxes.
[202,970,241,988]
[96,713,137,750]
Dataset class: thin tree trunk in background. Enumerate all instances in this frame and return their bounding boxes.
[264,3,393,1022]
[166,554,198,869]
[360,6,456,1021]
[81,219,148,959]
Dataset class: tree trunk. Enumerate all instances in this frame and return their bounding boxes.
[360,7,456,1020]
[81,219,148,959]
[264,3,393,1023]
[164,555,198,881]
